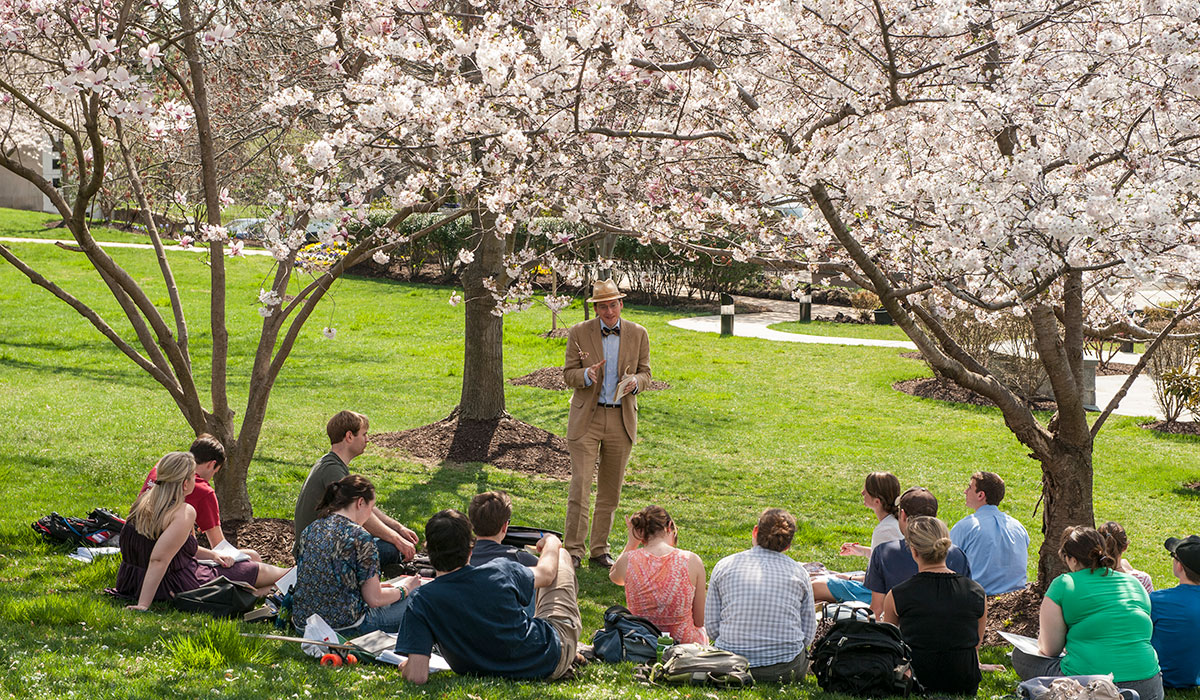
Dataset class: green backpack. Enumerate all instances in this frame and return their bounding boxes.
[646,643,755,688]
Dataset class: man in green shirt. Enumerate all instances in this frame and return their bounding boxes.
[293,410,418,565]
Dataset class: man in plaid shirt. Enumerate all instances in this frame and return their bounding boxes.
[705,508,816,683]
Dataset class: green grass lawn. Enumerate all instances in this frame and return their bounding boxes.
[1,209,1198,698]
[769,320,913,342]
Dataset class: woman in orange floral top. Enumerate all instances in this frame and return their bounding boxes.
[609,505,707,644]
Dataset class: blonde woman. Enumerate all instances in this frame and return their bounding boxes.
[882,516,986,695]
[116,452,288,611]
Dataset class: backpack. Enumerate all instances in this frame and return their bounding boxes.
[591,604,662,663]
[809,617,914,697]
[32,509,125,547]
[646,643,754,688]
[171,576,262,618]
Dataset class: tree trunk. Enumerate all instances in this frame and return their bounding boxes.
[208,418,254,522]
[1035,445,1095,589]
[458,213,507,420]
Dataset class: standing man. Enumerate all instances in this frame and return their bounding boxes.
[562,279,651,569]
[949,471,1029,595]
[293,410,419,565]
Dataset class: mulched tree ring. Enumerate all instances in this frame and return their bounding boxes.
[215,517,297,567]
[984,586,1042,646]
[541,328,569,339]
[509,367,670,392]
[1141,420,1200,436]
[372,414,572,480]
[894,377,1057,412]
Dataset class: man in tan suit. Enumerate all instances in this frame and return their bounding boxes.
[562,280,652,569]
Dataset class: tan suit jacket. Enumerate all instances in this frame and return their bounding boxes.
[563,318,651,442]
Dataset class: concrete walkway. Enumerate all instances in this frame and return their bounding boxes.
[669,298,1164,420]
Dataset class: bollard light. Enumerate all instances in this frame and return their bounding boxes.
[797,285,812,323]
[720,293,735,336]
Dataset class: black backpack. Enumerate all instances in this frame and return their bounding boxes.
[810,617,914,697]
[32,509,125,546]
[172,576,261,618]
[591,604,663,663]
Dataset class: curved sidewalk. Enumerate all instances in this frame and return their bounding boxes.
[669,304,1163,420]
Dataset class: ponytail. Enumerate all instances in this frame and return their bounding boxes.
[317,475,375,518]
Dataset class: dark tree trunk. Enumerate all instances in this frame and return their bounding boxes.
[1035,445,1095,589]
[208,417,254,521]
[458,212,507,420]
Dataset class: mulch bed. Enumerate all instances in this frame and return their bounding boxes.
[894,377,1057,411]
[509,366,671,392]
[1096,361,1137,376]
[216,518,297,567]
[371,413,572,479]
[1141,420,1200,436]
[984,586,1041,646]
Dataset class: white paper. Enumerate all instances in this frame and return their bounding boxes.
[66,546,120,563]
[999,631,1062,658]
[213,539,251,562]
[274,566,297,595]
[376,650,452,673]
[614,374,638,401]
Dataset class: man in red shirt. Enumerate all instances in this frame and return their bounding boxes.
[139,434,260,561]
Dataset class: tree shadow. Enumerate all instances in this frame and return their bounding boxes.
[0,355,147,384]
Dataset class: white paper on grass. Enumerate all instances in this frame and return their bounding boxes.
[66,546,120,563]
[999,631,1064,658]
[376,649,452,673]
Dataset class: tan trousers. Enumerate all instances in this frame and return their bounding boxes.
[564,406,632,559]
[537,549,582,679]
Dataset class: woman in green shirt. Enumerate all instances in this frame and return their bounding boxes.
[1012,526,1162,700]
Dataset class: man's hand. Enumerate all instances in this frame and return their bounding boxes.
[839,542,868,557]
[585,358,606,384]
[385,529,417,561]
[398,524,419,545]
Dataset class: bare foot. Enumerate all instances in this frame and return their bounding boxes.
[980,663,1006,672]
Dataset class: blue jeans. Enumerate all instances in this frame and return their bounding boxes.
[350,595,412,636]
[375,538,402,568]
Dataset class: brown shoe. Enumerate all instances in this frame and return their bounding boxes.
[588,553,615,569]
[571,554,582,569]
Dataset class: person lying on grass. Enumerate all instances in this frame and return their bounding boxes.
[394,509,581,684]
[115,451,289,611]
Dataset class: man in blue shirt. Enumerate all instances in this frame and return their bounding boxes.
[865,487,971,619]
[467,490,539,567]
[949,472,1029,595]
[395,509,581,684]
[1150,535,1200,689]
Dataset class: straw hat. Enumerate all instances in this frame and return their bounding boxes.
[587,279,626,303]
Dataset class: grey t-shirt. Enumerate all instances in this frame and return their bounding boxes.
[293,451,349,554]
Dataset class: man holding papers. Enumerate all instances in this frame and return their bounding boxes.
[562,279,652,570]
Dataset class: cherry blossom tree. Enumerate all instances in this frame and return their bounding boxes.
[696,0,1200,584]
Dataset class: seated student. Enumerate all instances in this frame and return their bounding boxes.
[1150,534,1200,689]
[140,434,260,561]
[883,516,987,695]
[395,509,581,684]
[294,410,419,566]
[813,471,903,603]
[468,491,538,567]
[949,472,1029,595]
[117,452,289,611]
[865,487,970,619]
[1100,521,1153,594]
[1011,526,1162,700]
[609,505,707,644]
[292,475,420,635]
[706,508,815,683]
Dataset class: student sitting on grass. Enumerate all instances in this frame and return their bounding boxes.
[882,516,986,696]
[395,509,581,684]
[1150,534,1200,689]
[117,452,289,611]
[609,505,707,644]
[813,471,903,604]
[139,433,260,561]
[1011,526,1163,700]
[292,475,420,635]
[468,490,538,568]
[1099,520,1153,594]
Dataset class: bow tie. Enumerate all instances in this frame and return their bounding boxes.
[601,325,620,337]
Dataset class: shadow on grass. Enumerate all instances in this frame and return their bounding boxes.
[0,354,147,384]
